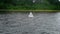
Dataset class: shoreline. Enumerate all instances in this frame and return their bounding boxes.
[0,10,60,13]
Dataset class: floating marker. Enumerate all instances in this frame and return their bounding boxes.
[28,12,34,17]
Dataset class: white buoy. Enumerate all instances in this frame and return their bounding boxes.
[28,12,34,17]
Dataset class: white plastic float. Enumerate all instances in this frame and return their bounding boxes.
[28,12,34,17]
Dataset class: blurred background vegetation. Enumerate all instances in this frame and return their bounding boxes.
[0,0,60,10]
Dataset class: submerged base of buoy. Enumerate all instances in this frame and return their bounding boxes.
[28,12,34,17]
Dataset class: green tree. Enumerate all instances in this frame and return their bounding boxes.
[47,0,59,5]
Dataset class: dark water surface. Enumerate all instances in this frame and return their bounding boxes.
[0,12,60,34]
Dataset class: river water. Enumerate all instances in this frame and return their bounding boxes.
[0,12,60,34]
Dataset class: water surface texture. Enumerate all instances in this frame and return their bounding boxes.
[0,12,60,34]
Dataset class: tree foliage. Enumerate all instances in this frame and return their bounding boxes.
[47,0,60,5]
[0,0,60,10]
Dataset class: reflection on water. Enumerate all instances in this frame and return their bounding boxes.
[0,12,60,34]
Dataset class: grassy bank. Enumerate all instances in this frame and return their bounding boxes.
[0,10,60,13]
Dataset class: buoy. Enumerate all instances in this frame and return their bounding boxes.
[28,12,34,17]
